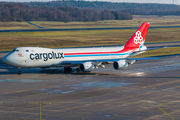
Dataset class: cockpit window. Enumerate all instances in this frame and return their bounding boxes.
[12,49,19,52]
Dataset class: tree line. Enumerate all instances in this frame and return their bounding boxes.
[0,2,132,22]
[26,1,180,15]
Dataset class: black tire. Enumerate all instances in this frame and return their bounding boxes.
[76,68,80,72]
[17,71,22,75]
[64,67,72,72]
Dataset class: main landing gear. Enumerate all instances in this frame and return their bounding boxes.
[64,67,80,72]
[17,67,22,75]
[76,68,80,72]
[64,67,72,72]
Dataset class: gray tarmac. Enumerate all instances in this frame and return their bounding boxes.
[0,52,180,120]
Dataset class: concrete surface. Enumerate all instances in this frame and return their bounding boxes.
[0,52,180,120]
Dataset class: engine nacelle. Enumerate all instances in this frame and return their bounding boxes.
[113,60,128,70]
[79,62,94,72]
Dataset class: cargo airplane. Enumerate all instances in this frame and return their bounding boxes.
[2,22,157,75]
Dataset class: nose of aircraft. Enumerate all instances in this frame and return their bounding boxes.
[2,54,13,65]
[2,56,6,63]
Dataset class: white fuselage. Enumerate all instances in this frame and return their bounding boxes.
[2,45,145,68]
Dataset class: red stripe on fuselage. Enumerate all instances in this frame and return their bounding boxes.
[64,47,138,55]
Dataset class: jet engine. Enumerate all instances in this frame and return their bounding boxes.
[113,60,128,70]
[79,62,94,72]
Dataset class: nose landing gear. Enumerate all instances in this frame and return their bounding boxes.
[17,67,22,75]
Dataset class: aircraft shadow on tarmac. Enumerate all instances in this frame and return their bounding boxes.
[1,66,180,78]
[0,66,109,75]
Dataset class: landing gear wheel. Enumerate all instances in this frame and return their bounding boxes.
[17,71,22,75]
[17,67,22,75]
[76,68,80,72]
[64,67,72,72]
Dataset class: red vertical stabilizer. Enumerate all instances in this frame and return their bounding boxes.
[124,22,150,48]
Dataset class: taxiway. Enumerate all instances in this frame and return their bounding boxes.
[1,25,180,33]
[0,49,180,120]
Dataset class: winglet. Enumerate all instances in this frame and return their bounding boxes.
[124,22,150,48]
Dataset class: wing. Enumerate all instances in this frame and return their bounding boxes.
[60,51,180,67]
[59,57,159,66]
[146,44,180,51]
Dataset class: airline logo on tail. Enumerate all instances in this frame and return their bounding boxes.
[124,22,150,48]
[134,31,143,45]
